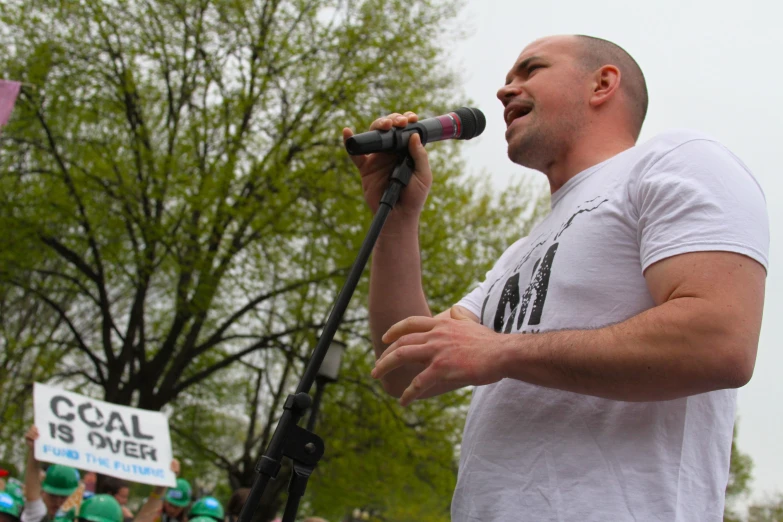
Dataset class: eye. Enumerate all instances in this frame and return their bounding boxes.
[528,64,543,75]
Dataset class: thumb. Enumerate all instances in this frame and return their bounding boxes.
[408,132,431,173]
[450,306,472,321]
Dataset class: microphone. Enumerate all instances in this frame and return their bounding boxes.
[345,107,486,155]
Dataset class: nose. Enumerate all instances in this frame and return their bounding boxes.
[497,82,522,105]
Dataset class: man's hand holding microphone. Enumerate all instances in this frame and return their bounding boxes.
[342,111,433,222]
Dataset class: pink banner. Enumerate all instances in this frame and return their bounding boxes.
[0,79,22,128]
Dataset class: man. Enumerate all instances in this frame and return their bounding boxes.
[223,489,247,522]
[81,474,96,501]
[343,34,768,521]
[22,427,80,522]
[133,465,188,522]
[187,498,222,522]
[74,495,122,522]
[95,478,132,522]
[2,482,24,508]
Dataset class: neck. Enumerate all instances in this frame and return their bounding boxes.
[544,131,637,193]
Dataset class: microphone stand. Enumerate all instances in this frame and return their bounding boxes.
[237,152,416,522]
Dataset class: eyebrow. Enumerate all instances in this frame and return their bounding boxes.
[505,55,545,84]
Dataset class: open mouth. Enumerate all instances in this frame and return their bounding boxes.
[505,105,533,127]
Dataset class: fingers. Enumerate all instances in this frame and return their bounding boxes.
[407,133,430,173]
[343,111,418,166]
[399,367,438,407]
[450,305,478,322]
[25,425,39,441]
[369,112,420,131]
[382,316,438,344]
[372,342,430,380]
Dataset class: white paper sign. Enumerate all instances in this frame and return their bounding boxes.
[33,383,176,487]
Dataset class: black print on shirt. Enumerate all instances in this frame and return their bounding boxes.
[491,243,559,333]
[483,197,608,333]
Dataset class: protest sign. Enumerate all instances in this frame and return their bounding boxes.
[33,383,176,487]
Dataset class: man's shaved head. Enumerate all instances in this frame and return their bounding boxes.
[573,35,648,138]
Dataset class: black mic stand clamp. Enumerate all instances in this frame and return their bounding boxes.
[238,153,416,522]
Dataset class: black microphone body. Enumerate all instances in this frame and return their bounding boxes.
[345,107,486,155]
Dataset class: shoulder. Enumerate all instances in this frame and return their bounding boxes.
[628,129,724,169]
[633,129,750,173]
[624,129,763,197]
[640,128,718,148]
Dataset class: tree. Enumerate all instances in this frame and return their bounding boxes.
[0,283,73,464]
[747,495,783,522]
[0,0,467,410]
[0,0,551,518]
[724,421,754,522]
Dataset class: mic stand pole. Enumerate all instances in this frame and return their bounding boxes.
[237,153,416,522]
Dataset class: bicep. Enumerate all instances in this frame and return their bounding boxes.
[644,251,766,333]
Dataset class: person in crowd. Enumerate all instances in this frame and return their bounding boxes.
[0,492,21,522]
[187,498,222,522]
[80,475,96,501]
[74,495,122,522]
[56,481,85,520]
[223,489,247,522]
[132,461,186,522]
[21,426,80,522]
[2,482,24,508]
[345,34,768,521]
[95,478,131,522]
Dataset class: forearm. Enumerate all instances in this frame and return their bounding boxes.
[133,489,164,522]
[502,297,757,401]
[369,217,431,349]
[24,449,41,501]
[369,217,431,394]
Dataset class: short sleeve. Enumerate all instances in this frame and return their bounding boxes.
[456,276,490,319]
[636,139,769,272]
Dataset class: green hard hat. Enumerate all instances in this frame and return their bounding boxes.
[42,465,80,497]
[0,492,21,520]
[189,517,217,522]
[2,482,23,504]
[77,494,122,522]
[164,479,192,508]
[189,497,224,520]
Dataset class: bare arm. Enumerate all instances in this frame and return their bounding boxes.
[133,491,163,522]
[344,112,441,397]
[368,217,433,396]
[375,251,765,405]
[134,459,179,522]
[23,426,42,502]
[499,251,764,400]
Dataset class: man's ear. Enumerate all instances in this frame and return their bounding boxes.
[589,64,621,108]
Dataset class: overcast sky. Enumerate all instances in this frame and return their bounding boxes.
[448,0,783,507]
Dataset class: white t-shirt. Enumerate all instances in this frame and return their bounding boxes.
[453,130,769,522]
